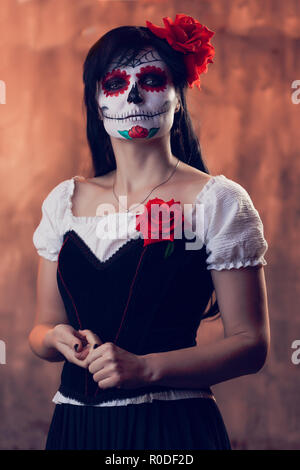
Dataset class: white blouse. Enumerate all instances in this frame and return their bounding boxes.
[32,174,268,407]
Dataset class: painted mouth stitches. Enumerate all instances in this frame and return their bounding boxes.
[103,109,168,120]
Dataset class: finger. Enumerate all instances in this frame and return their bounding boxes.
[92,365,108,383]
[85,344,105,368]
[57,331,84,353]
[78,329,102,346]
[58,343,89,368]
[96,376,118,390]
[73,331,89,348]
[74,347,90,361]
[87,354,104,373]
[78,329,102,348]
[74,340,102,363]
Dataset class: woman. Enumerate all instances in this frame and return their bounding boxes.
[29,14,270,450]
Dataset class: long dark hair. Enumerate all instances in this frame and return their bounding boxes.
[82,25,219,320]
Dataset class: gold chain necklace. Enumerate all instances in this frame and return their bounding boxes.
[112,158,180,214]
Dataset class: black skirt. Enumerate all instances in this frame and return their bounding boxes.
[45,397,231,450]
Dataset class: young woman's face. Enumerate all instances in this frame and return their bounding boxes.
[96,47,180,140]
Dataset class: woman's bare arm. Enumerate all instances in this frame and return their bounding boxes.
[143,265,270,388]
[28,257,70,362]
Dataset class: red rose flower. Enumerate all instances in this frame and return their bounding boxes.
[128,126,149,139]
[136,197,184,247]
[146,13,215,89]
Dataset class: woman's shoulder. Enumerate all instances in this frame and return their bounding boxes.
[193,172,255,209]
[42,173,111,204]
[83,171,116,190]
[39,175,91,220]
[192,174,269,271]
[174,162,249,205]
[40,176,75,210]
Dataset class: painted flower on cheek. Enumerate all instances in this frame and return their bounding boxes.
[119,126,159,140]
[129,126,149,138]
[118,126,159,140]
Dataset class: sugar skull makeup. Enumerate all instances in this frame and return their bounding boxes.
[96,48,180,140]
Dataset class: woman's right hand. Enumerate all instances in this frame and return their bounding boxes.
[44,324,95,369]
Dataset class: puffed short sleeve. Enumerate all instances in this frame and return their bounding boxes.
[203,177,268,271]
[32,179,70,261]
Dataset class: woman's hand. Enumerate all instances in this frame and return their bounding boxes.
[87,342,152,390]
[45,324,99,369]
[74,329,102,362]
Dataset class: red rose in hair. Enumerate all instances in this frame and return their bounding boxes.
[136,197,184,249]
[146,13,215,90]
[128,126,149,139]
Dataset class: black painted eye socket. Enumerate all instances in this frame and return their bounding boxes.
[103,79,126,90]
[141,74,166,86]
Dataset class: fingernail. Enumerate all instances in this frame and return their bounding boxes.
[93,344,99,349]
[74,344,79,351]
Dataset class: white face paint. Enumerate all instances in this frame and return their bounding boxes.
[96,48,179,140]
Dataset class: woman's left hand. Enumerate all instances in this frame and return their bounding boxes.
[86,342,152,390]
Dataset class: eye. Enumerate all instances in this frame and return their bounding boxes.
[101,69,131,97]
[143,74,158,84]
[141,73,166,86]
[136,66,168,92]
[103,78,125,90]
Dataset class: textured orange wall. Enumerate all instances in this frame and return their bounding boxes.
[0,0,299,449]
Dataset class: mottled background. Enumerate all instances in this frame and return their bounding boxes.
[0,0,299,450]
